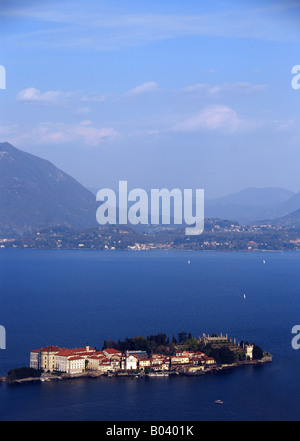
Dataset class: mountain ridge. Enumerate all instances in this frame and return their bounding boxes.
[205,187,298,223]
[0,142,98,237]
[1,142,299,237]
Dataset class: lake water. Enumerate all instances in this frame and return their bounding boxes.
[0,249,300,421]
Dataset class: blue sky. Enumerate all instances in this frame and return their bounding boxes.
[0,0,300,198]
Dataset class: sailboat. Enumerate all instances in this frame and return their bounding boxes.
[243,293,246,299]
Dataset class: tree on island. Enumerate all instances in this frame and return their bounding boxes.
[252,345,264,360]
[117,336,150,353]
[102,333,175,355]
[182,336,200,352]
[7,367,43,381]
[177,332,186,344]
[178,332,189,344]
[102,339,119,350]
[101,332,265,363]
[204,345,236,365]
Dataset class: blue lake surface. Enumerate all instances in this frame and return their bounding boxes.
[0,249,300,421]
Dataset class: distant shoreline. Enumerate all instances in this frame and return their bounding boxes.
[0,248,299,253]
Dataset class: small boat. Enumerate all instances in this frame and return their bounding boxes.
[215,400,223,404]
[188,260,190,264]
[243,293,246,299]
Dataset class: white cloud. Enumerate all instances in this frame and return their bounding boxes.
[124,81,159,97]
[172,105,243,133]
[273,119,296,132]
[207,82,267,95]
[180,83,210,94]
[0,121,117,146]
[180,82,267,96]
[37,122,117,145]
[16,87,78,105]
[16,87,109,106]
[71,124,116,145]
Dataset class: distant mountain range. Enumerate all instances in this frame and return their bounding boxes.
[0,142,97,237]
[90,185,300,225]
[265,208,300,229]
[0,141,299,238]
[205,187,299,224]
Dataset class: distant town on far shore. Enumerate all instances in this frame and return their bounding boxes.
[0,142,300,252]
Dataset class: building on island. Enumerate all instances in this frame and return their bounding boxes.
[67,356,85,374]
[200,333,255,361]
[245,344,254,360]
[30,345,95,374]
[103,348,122,359]
[29,344,218,375]
[125,354,138,370]
[138,358,152,370]
[30,345,61,372]
[30,337,259,376]
[200,333,230,346]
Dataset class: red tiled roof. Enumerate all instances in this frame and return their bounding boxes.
[41,345,61,352]
[171,355,189,358]
[104,348,121,354]
[72,347,92,353]
[55,348,97,358]
[31,345,62,353]
[56,349,76,357]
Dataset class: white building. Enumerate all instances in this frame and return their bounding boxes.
[30,345,96,374]
[98,358,111,373]
[125,354,138,370]
[87,356,101,371]
[30,350,40,370]
[245,344,254,360]
[67,356,85,374]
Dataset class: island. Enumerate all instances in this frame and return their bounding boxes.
[3,332,272,383]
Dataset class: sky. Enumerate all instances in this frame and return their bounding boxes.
[0,0,300,198]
